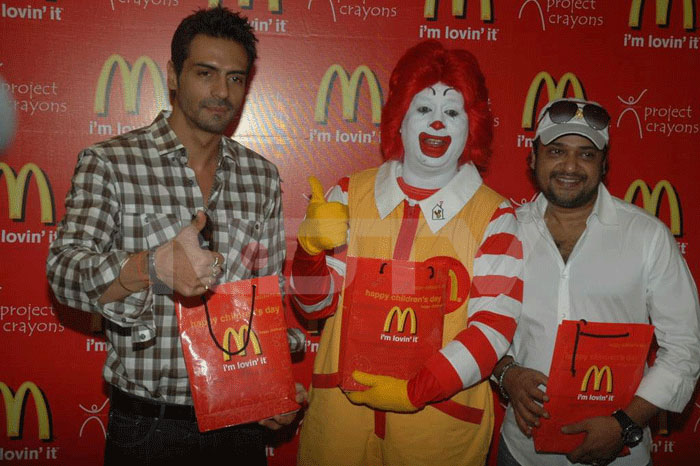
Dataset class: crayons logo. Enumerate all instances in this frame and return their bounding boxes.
[307,0,398,22]
[624,179,681,236]
[315,64,383,125]
[222,326,262,360]
[0,381,51,440]
[0,162,54,224]
[94,55,167,116]
[580,365,613,392]
[383,306,417,334]
[629,0,695,30]
[423,0,493,21]
[522,71,585,129]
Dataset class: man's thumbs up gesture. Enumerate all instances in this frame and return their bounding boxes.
[297,176,349,255]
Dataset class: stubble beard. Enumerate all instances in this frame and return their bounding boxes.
[540,171,601,209]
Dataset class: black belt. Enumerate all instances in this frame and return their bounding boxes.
[109,388,196,421]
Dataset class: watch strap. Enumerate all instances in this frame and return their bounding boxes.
[612,409,643,447]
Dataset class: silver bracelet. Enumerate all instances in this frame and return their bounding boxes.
[497,361,519,401]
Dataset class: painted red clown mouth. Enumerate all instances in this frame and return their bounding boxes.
[419,132,451,158]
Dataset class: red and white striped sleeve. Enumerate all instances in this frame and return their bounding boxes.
[289,178,350,320]
[408,200,523,406]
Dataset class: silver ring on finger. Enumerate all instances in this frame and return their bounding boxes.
[212,256,220,268]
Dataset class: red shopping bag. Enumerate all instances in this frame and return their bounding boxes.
[533,320,654,453]
[338,256,455,392]
[176,275,299,432]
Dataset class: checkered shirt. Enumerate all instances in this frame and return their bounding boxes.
[47,112,286,404]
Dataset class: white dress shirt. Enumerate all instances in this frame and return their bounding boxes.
[501,184,700,466]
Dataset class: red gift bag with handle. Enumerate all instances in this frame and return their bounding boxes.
[176,275,299,431]
[338,256,468,392]
[533,319,654,453]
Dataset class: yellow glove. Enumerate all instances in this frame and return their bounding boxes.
[345,370,419,413]
[297,176,349,256]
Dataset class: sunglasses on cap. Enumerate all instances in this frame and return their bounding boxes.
[541,100,611,130]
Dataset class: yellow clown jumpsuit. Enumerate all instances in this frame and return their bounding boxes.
[297,166,505,466]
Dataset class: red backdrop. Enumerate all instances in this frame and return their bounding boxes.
[1,1,699,464]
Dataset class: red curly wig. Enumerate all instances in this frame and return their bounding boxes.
[380,40,493,169]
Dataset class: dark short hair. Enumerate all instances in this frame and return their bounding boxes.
[171,6,258,76]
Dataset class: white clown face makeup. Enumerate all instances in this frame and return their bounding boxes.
[400,82,468,189]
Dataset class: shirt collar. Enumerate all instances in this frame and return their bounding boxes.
[374,160,484,233]
[149,110,237,165]
[522,183,618,226]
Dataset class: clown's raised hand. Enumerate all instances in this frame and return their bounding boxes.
[297,176,349,255]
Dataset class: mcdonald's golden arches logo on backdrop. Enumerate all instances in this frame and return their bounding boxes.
[580,365,613,392]
[629,0,695,30]
[624,179,681,235]
[423,0,493,21]
[0,162,54,224]
[212,1,281,12]
[235,0,281,12]
[94,55,167,116]
[223,326,262,360]
[522,72,585,129]
[315,64,383,125]
[383,307,417,334]
[0,381,51,440]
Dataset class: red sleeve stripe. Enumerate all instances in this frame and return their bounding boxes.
[491,205,516,221]
[470,276,523,301]
[422,352,464,400]
[475,233,523,259]
[338,176,350,193]
[468,310,517,341]
[461,327,499,378]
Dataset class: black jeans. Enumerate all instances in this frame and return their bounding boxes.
[104,392,267,466]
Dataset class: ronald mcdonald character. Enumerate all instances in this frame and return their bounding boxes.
[292,40,523,466]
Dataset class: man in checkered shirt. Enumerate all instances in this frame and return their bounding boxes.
[47,7,300,465]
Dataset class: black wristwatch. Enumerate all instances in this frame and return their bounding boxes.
[149,247,171,295]
[611,410,643,448]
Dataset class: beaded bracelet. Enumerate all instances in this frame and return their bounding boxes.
[497,361,519,401]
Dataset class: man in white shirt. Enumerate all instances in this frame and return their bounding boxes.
[493,97,700,466]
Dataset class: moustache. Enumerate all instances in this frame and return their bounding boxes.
[200,99,234,110]
[550,171,586,182]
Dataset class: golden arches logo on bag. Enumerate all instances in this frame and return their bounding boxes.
[222,326,262,360]
[93,55,167,116]
[0,381,51,440]
[629,0,695,30]
[423,0,493,21]
[580,365,613,393]
[522,71,585,129]
[314,64,383,125]
[624,179,681,235]
[0,162,54,224]
[383,306,417,334]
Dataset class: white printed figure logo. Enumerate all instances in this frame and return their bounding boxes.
[79,399,109,438]
[616,89,647,139]
[519,0,545,31]
[308,0,338,22]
